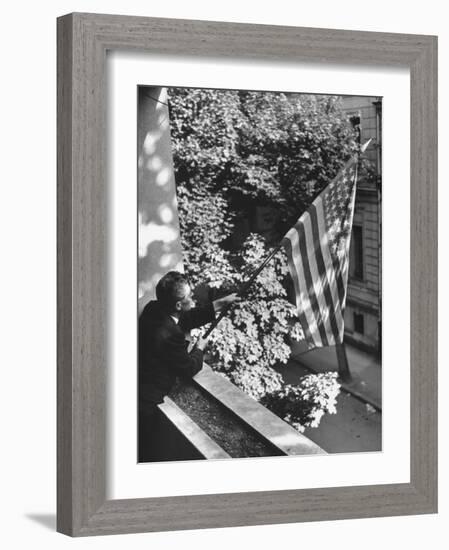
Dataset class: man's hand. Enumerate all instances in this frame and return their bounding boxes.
[195,334,210,351]
[186,333,211,353]
[212,292,241,314]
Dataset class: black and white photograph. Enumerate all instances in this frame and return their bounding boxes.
[138,86,382,463]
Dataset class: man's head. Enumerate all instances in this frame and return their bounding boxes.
[155,271,194,316]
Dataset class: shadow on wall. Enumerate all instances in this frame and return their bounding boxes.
[138,86,184,313]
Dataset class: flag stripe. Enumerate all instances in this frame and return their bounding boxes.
[283,236,315,346]
[328,171,357,308]
[314,197,345,327]
[339,262,349,340]
[294,220,330,347]
[285,228,323,347]
[308,203,342,343]
[302,211,336,343]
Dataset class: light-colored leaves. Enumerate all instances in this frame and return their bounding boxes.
[261,372,341,432]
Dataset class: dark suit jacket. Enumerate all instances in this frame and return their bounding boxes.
[138,300,215,407]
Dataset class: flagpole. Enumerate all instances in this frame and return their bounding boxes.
[202,241,284,339]
[336,342,352,382]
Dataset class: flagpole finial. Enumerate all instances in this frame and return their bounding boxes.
[360,138,373,153]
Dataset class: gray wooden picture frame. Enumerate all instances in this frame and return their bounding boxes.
[57,12,438,537]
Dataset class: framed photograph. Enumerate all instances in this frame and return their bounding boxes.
[57,13,437,536]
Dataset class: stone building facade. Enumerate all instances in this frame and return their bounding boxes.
[341,96,382,354]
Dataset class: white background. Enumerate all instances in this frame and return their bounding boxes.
[0,1,445,548]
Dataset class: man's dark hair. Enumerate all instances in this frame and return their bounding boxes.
[156,271,189,312]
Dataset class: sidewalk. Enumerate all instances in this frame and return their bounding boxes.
[275,343,382,453]
[290,342,382,411]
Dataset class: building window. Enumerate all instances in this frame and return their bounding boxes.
[354,312,364,335]
[350,224,364,280]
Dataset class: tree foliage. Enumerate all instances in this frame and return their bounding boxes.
[169,89,359,232]
[201,234,303,400]
[261,372,341,432]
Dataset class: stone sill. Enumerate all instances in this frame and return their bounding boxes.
[192,364,326,456]
[159,398,231,460]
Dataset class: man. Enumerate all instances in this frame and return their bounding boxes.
[138,270,238,462]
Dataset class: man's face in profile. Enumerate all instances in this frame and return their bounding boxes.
[177,283,195,313]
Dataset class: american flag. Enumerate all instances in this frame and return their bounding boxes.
[282,144,369,350]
